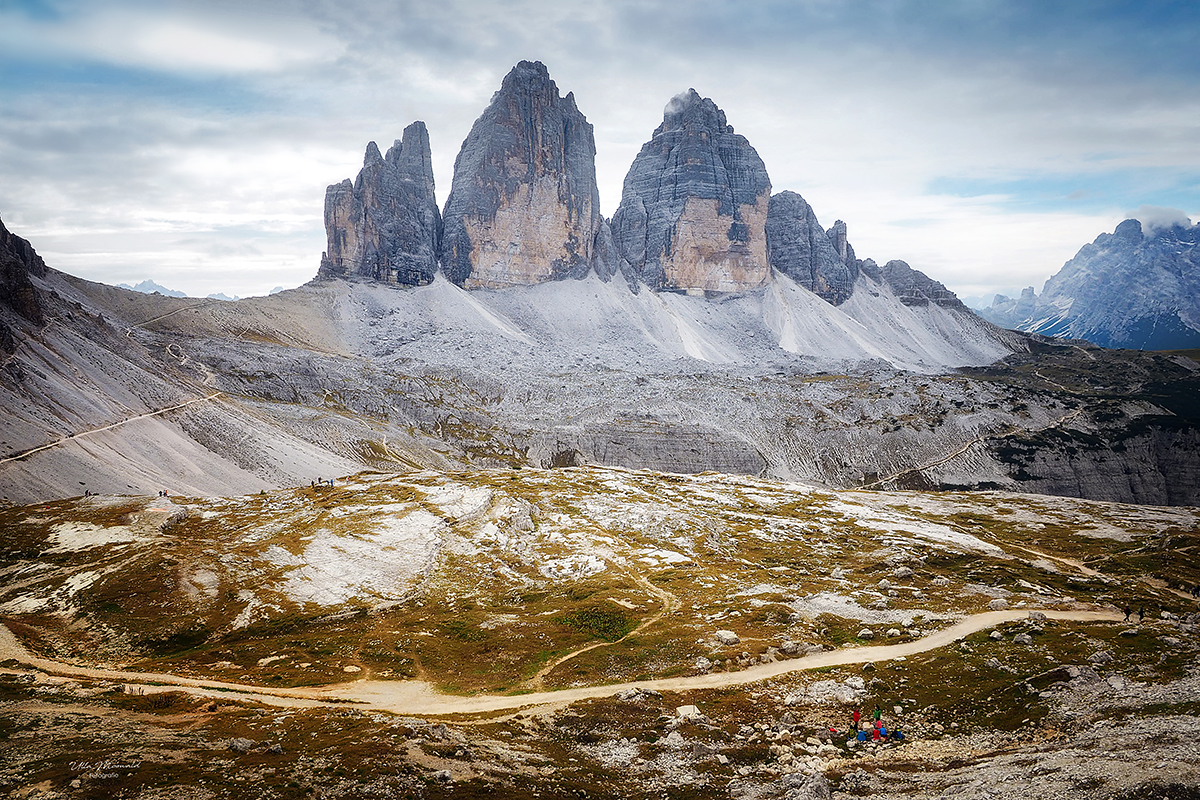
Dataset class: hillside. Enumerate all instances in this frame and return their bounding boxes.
[1,466,1197,797]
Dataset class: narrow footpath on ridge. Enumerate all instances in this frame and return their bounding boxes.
[0,608,1121,717]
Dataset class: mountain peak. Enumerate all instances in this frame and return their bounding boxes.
[660,89,729,135]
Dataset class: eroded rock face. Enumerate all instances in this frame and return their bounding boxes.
[0,215,46,325]
[439,61,600,288]
[611,89,772,293]
[879,260,966,309]
[318,121,441,286]
[766,191,858,304]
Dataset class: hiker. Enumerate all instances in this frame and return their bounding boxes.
[852,708,861,732]
[1124,605,1131,622]
[1138,605,1145,621]
[873,704,882,722]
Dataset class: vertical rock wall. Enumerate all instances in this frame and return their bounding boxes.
[610,89,772,293]
[439,61,601,288]
[765,191,859,305]
[0,215,46,326]
[318,121,441,286]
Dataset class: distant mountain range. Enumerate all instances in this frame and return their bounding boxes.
[979,218,1200,350]
[115,279,288,301]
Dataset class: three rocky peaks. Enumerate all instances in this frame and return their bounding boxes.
[317,60,961,308]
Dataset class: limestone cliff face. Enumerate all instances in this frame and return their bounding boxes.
[318,121,441,286]
[439,61,601,288]
[765,191,858,304]
[0,215,46,327]
[611,89,772,294]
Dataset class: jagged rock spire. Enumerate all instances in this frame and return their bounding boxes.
[439,60,601,288]
[318,121,441,286]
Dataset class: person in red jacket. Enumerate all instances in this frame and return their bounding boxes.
[852,708,862,732]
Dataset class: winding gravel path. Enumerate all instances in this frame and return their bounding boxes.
[0,608,1121,716]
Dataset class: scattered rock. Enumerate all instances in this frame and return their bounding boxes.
[676,704,701,719]
[780,640,801,655]
[988,598,1009,610]
[990,630,1003,640]
[1013,633,1034,645]
[1119,628,1140,637]
[893,566,914,579]
[887,628,902,637]
[1027,610,1048,621]
[878,579,892,590]
[932,576,950,586]
[858,628,875,640]
[342,665,362,673]
[1089,650,1114,665]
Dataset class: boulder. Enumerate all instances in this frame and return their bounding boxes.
[780,640,801,655]
[893,566,914,579]
[782,772,831,800]
[857,628,875,640]
[989,598,1009,611]
[318,122,442,286]
[694,656,713,672]
[440,61,601,288]
[715,630,741,645]
[228,738,254,754]
[1013,633,1034,645]
[611,89,772,293]
[1027,610,1048,621]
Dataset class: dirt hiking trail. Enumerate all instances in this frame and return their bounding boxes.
[0,609,1121,716]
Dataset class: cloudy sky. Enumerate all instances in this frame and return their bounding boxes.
[1,0,1197,302]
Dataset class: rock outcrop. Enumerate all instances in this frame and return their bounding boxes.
[439,60,601,288]
[317,121,442,286]
[979,217,1200,350]
[878,259,967,309]
[765,191,858,304]
[0,215,46,326]
[610,89,772,293]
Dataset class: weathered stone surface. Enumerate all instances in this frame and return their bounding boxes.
[611,89,771,293]
[0,215,46,325]
[765,191,858,304]
[318,121,441,286]
[440,61,600,288]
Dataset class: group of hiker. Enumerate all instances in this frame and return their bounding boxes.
[848,704,903,743]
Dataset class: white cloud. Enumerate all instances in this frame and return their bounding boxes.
[0,6,343,75]
[1128,205,1193,234]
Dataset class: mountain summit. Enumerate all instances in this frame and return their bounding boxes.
[611,89,772,293]
[982,217,1200,349]
[440,60,601,288]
